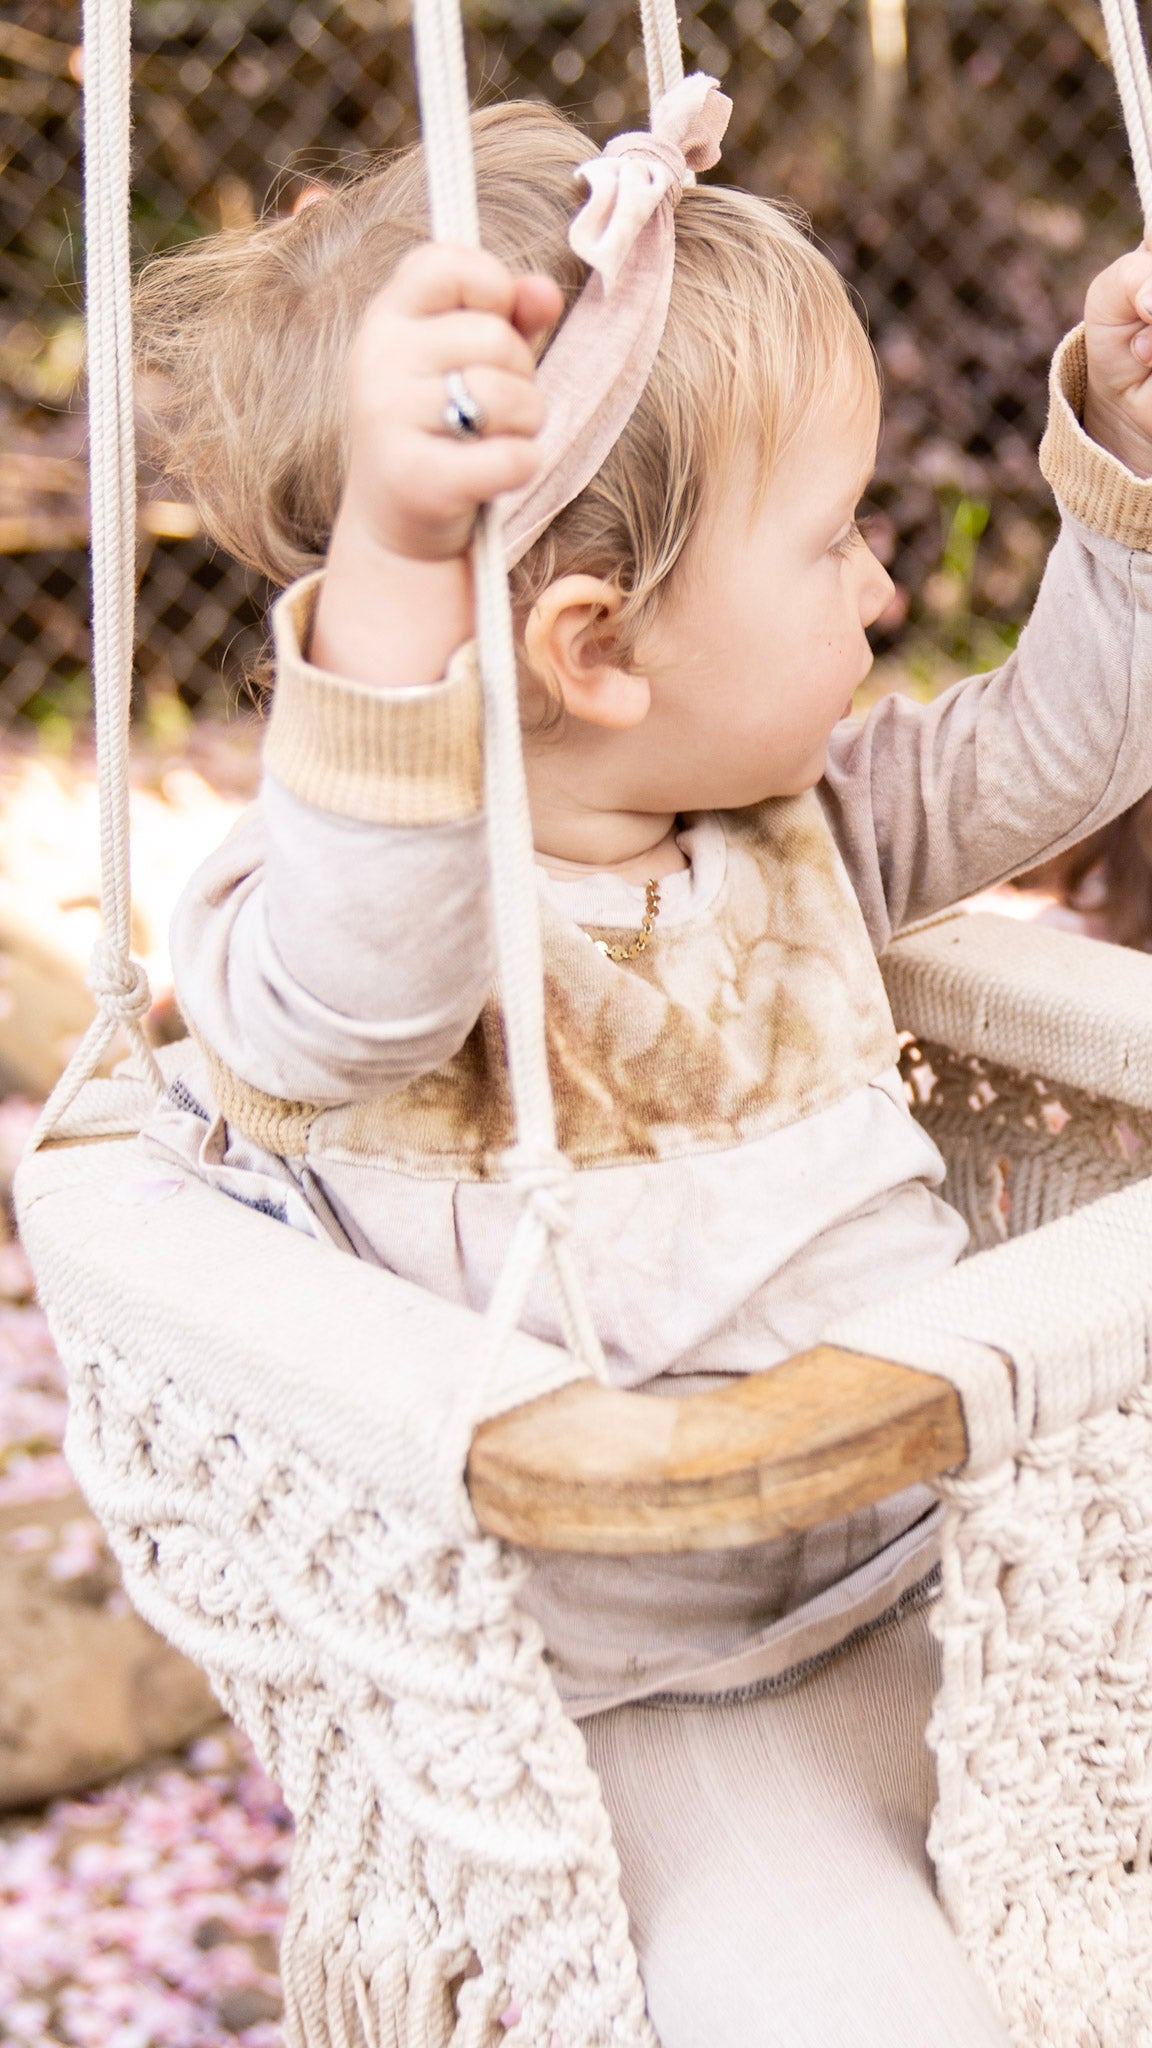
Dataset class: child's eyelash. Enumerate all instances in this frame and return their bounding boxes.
[829,520,863,559]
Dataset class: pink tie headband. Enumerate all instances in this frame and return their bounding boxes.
[500,71,732,567]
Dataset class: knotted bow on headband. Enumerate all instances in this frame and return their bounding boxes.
[500,72,732,566]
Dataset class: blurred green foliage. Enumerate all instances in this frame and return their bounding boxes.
[911,492,1022,677]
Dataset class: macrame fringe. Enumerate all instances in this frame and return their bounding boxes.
[280,1900,496,2048]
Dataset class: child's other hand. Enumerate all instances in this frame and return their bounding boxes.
[339,244,563,562]
[1083,242,1152,477]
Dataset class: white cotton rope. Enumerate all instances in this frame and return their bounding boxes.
[639,0,686,110]
[1101,0,1152,230]
[409,0,612,1468]
[410,0,694,1495]
[31,0,162,1153]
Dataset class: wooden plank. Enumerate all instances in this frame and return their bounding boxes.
[467,1346,967,1554]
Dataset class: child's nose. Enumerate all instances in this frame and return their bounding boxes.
[861,551,896,629]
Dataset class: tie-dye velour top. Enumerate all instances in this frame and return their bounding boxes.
[193,792,899,1177]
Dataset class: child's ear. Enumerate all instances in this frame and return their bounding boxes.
[524,575,651,731]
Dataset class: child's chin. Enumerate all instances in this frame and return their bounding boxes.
[749,765,825,804]
[696,754,827,807]
[783,749,828,795]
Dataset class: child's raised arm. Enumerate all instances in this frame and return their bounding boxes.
[822,243,1152,949]
[169,246,560,1107]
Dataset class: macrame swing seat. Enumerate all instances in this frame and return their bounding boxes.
[17,0,1152,2040]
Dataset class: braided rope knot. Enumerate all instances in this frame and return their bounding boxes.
[87,939,153,1024]
[502,1145,577,1240]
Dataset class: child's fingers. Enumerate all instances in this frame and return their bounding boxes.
[386,242,523,320]
[417,308,538,382]
[1084,247,1152,384]
[346,246,562,557]
[366,249,561,356]
[1133,266,1152,361]
[510,273,565,342]
[421,366,545,439]
[1087,246,1152,332]
[438,434,544,498]
[1124,264,1152,365]
[390,429,542,513]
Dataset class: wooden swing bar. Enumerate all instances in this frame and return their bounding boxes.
[468,1347,966,1553]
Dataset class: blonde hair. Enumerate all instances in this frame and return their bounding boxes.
[135,101,877,662]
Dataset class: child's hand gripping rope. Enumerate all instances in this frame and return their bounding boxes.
[340,243,563,562]
[311,244,562,690]
[1084,241,1152,476]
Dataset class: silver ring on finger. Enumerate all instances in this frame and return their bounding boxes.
[442,369,486,439]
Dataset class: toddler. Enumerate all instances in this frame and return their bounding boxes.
[139,77,1152,2046]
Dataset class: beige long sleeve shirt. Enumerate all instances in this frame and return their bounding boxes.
[147,328,1152,1713]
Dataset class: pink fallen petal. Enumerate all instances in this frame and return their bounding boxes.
[0,1721,292,2044]
[105,1176,185,1207]
[0,1450,75,1507]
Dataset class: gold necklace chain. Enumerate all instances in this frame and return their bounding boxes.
[594,877,662,963]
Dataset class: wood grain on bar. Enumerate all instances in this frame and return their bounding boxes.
[467,1345,967,1554]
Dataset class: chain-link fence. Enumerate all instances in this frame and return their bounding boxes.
[2,0,1144,727]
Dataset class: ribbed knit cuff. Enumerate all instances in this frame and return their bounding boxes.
[193,1033,315,1156]
[264,573,483,825]
[1039,325,1152,549]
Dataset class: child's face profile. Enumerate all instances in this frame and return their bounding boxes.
[522,364,892,819]
[637,363,892,809]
